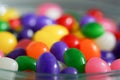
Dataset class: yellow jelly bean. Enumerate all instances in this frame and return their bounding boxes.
[0,8,19,21]
[0,31,17,54]
[41,24,69,40]
[33,25,69,48]
[72,30,85,39]
[71,21,80,32]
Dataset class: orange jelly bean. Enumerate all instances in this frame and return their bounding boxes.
[79,38,101,61]
[26,41,49,60]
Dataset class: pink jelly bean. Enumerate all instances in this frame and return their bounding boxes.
[15,39,32,49]
[98,18,117,33]
[0,50,4,57]
[85,57,111,73]
[111,59,120,70]
[36,3,63,20]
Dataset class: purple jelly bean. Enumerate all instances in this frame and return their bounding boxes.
[18,28,34,40]
[50,41,68,62]
[33,16,56,32]
[36,52,60,74]
[7,48,26,59]
[80,15,96,27]
[112,41,120,59]
[21,13,36,29]
[61,67,78,74]
[101,51,115,65]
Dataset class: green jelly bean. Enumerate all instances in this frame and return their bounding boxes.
[81,22,105,38]
[16,56,36,71]
[0,21,9,31]
[64,48,86,73]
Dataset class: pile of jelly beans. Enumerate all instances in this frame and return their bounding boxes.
[0,2,120,76]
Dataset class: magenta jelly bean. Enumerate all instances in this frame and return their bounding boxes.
[111,59,120,70]
[85,57,111,73]
[50,41,68,62]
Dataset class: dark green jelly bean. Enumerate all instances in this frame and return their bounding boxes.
[16,56,36,71]
[64,48,86,73]
[81,22,105,38]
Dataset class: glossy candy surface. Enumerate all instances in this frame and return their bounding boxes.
[80,15,96,27]
[36,52,60,74]
[0,20,9,31]
[85,57,111,73]
[56,14,75,31]
[82,22,105,38]
[7,48,26,59]
[64,48,86,73]
[26,41,49,60]
[61,34,80,49]
[0,50,4,57]
[101,51,115,66]
[0,57,18,71]
[33,25,69,48]
[95,32,116,51]
[0,31,17,54]
[61,67,78,74]
[15,39,32,49]
[111,59,120,70]
[50,41,68,62]
[34,16,56,31]
[79,39,101,61]
[16,56,36,71]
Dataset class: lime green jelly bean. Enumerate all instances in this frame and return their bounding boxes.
[0,20,9,31]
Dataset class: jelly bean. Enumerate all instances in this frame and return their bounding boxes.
[0,20,9,31]
[114,31,120,41]
[101,51,115,66]
[50,41,68,62]
[56,14,76,31]
[34,16,56,31]
[0,57,18,71]
[26,41,49,60]
[71,30,85,38]
[57,61,67,71]
[0,50,4,57]
[36,52,60,74]
[61,34,80,49]
[64,48,86,73]
[111,59,120,70]
[7,29,19,40]
[95,32,116,51]
[79,39,101,61]
[98,18,117,33]
[80,15,96,27]
[0,8,19,21]
[85,57,111,73]
[16,56,36,71]
[8,18,21,30]
[7,48,26,59]
[18,28,34,40]
[33,25,69,48]
[37,3,63,20]
[71,21,80,32]
[87,8,103,21]
[0,31,17,54]
[82,22,105,38]
[112,41,120,59]
[15,39,32,49]
[21,13,36,29]
[61,67,78,74]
